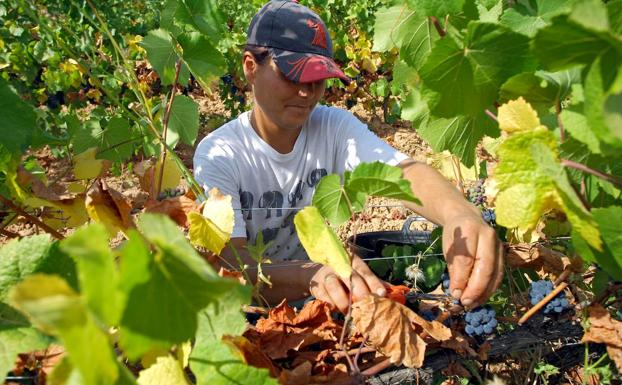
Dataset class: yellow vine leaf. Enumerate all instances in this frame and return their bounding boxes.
[494,99,602,250]
[294,206,352,279]
[188,188,234,255]
[137,355,189,385]
[497,97,542,134]
[73,148,106,180]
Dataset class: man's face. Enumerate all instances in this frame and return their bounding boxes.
[246,55,326,131]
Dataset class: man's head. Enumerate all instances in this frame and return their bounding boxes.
[242,1,348,131]
[245,0,349,84]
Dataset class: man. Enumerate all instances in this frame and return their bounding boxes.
[193,0,503,313]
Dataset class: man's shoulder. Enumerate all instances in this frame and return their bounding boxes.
[308,104,363,133]
[195,113,248,154]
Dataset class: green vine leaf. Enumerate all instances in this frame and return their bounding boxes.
[420,21,534,117]
[494,98,601,250]
[417,113,498,168]
[347,161,419,204]
[0,235,77,301]
[190,284,277,385]
[532,0,622,71]
[60,224,122,326]
[372,5,438,70]
[119,214,236,360]
[572,206,622,280]
[9,275,129,385]
[178,32,226,92]
[411,0,465,19]
[584,51,622,149]
[142,29,190,86]
[0,303,53,384]
[499,0,576,37]
[167,95,200,146]
[500,68,581,114]
[0,78,37,158]
[312,174,352,226]
[312,162,418,226]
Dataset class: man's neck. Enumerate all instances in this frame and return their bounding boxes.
[250,107,301,154]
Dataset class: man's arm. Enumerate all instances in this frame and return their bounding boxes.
[219,238,323,305]
[310,159,504,311]
[398,160,504,308]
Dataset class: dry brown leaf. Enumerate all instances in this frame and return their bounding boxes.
[17,167,74,201]
[278,361,350,385]
[351,294,427,368]
[441,332,477,357]
[222,335,280,378]
[143,195,200,227]
[278,361,313,385]
[85,179,134,235]
[581,304,622,372]
[254,300,340,360]
[218,267,247,285]
[14,344,65,378]
[506,243,583,276]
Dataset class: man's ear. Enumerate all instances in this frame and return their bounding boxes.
[242,52,257,85]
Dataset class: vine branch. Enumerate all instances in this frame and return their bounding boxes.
[429,16,446,37]
[0,196,64,240]
[555,101,565,142]
[561,159,622,189]
[156,59,183,198]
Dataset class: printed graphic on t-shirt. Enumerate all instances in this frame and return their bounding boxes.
[239,167,327,253]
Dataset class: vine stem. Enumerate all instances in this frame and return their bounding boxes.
[157,59,183,198]
[518,281,568,325]
[0,196,64,240]
[430,16,446,37]
[485,109,498,122]
[361,358,393,376]
[561,159,622,189]
[556,101,565,142]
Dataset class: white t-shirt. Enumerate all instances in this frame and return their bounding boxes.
[193,105,409,261]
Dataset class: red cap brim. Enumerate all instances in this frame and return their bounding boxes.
[269,48,350,84]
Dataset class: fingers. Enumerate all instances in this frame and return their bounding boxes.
[461,226,502,307]
[309,258,387,313]
[352,255,387,297]
[444,225,477,301]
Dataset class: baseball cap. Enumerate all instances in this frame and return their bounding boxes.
[246,0,350,84]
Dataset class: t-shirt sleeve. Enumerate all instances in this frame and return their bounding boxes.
[193,134,247,239]
[329,108,410,173]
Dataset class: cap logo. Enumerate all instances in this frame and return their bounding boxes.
[306,19,328,49]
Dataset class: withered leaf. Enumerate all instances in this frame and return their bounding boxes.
[85,179,134,236]
[144,195,200,227]
[506,243,583,276]
[222,335,280,378]
[351,294,427,368]
[581,304,622,372]
[254,300,340,360]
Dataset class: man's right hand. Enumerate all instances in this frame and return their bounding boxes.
[308,254,387,313]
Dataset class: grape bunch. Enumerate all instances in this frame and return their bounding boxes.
[464,305,498,336]
[157,187,185,201]
[482,208,496,226]
[467,179,487,208]
[529,280,571,314]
